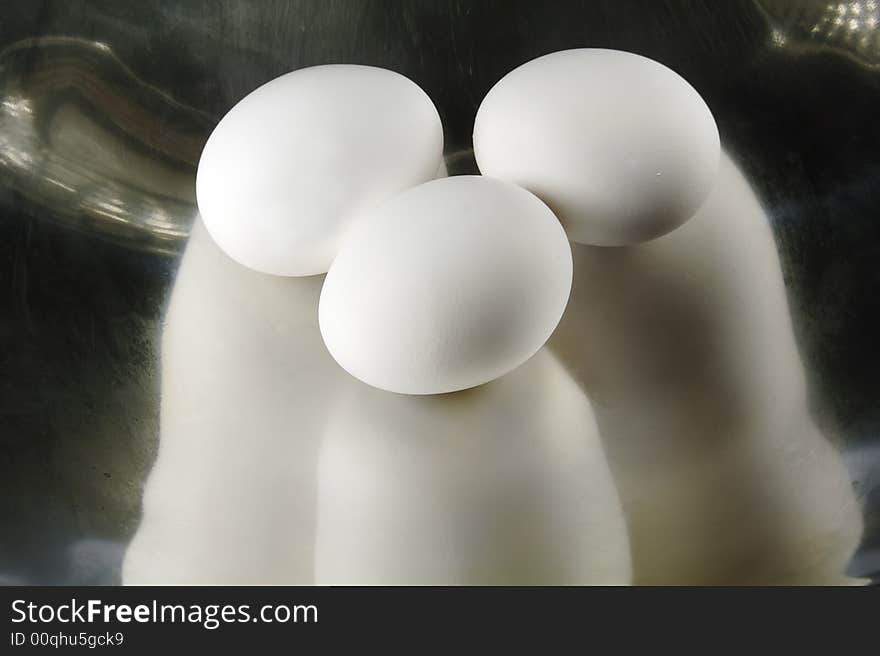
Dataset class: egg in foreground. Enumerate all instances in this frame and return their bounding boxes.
[319,175,573,395]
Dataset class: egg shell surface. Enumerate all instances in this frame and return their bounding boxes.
[318,175,573,395]
[196,64,443,276]
[473,48,720,246]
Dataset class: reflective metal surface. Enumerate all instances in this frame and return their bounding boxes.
[0,36,208,254]
[1,0,878,584]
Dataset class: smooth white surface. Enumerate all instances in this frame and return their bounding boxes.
[315,350,631,585]
[549,152,863,584]
[122,220,347,584]
[123,218,627,585]
[196,64,443,276]
[473,48,720,246]
[124,154,862,586]
[319,175,573,394]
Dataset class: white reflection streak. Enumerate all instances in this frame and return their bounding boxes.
[1,96,33,117]
[45,177,76,193]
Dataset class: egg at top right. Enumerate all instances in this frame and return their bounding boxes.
[473,48,721,247]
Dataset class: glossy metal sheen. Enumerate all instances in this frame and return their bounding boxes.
[0,0,878,584]
[0,36,208,255]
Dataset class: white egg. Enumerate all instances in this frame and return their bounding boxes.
[196,64,443,276]
[473,48,720,246]
[318,175,572,395]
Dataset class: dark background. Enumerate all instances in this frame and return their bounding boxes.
[1,0,878,583]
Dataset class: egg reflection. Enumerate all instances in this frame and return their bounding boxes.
[123,219,344,584]
[549,151,863,584]
[315,350,631,585]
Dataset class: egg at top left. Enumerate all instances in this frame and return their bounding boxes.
[196,64,444,276]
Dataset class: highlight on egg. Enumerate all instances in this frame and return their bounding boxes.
[473,48,720,246]
[196,64,443,276]
[318,175,573,395]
